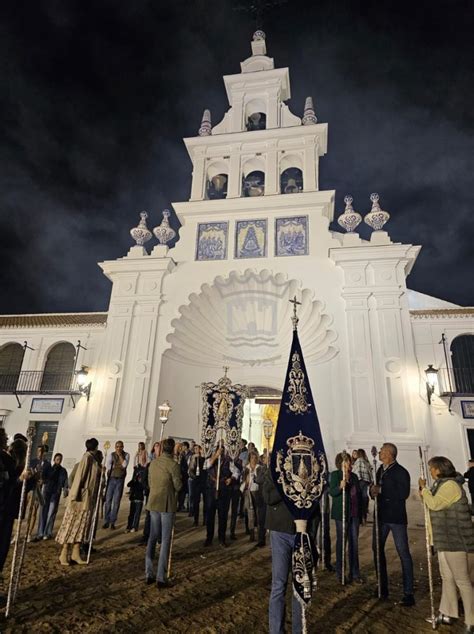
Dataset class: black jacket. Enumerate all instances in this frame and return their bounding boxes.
[262,468,295,534]
[375,462,410,525]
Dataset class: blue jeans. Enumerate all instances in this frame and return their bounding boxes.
[104,477,125,525]
[127,500,143,530]
[269,531,302,634]
[373,522,414,596]
[145,511,175,583]
[37,492,60,538]
[335,517,360,580]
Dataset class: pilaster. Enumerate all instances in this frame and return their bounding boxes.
[330,243,421,444]
[94,252,176,438]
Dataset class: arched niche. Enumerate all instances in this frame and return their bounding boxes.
[245,98,267,131]
[0,342,25,391]
[206,161,228,200]
[451,334,474,394]
[41,341,76,392]
[242,157,265,197]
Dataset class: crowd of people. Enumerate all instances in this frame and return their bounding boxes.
[1,429,474,632]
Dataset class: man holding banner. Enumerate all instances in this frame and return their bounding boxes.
[269,296,328,634]
[200,368,248,548]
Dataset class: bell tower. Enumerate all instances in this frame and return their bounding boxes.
[185,31,330,204]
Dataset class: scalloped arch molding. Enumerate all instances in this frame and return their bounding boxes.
[165,269,338,367]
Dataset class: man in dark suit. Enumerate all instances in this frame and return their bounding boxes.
[371,442,414,606]
[145,437,182,588]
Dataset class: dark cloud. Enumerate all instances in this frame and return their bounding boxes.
[0,0,472,313]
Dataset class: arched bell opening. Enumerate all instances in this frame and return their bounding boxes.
[243,170,265,197]
[205,160,229,200]
[246,111,266,131]
[280,167,303,194]
[206,173,228,200]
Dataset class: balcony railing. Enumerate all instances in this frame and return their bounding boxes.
[437,367,474,396]
[0,371,81,395]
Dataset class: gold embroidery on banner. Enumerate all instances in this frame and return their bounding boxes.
[285,352,312,414]
[276,431,326,509]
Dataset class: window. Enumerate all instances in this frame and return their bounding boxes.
[0,343,25,391]
[451,334,474,394]
[41,342,76,392]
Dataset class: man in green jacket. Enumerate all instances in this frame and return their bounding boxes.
[145,437,182,588]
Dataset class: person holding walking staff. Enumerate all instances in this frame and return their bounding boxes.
[371,445,382,599]
[370,442,415,606]
[419,455,474,632]
[55,438,102,566]
[145,437,182,588]
[329,451,362,584]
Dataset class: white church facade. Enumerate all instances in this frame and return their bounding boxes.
[0,32,473,481]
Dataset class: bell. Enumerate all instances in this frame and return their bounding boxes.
[211,174,227,192]
[247,181,265,196]
[284,178,299,194]
[249,113,261,126]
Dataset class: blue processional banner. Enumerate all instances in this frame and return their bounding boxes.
[270,325,328,616]
[200,371,248,460]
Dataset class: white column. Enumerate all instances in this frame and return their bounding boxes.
[265,141,278,195]
[230,92,244,132]
[190,148,206,201]
[303,136,318,192]
[227,143,242,198]
[266,88,280,129]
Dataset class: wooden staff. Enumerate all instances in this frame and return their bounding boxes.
[87,440,110,564]
[167,525,175,579]
[215,431,224,494]
[341,450,349,586]
[371,445,382,599]
[5,425,35,618]
[320,488,326,570]
[419,446,436,630]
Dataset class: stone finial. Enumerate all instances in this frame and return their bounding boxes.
[364,193,390,231]
[253,30,266,41]
[130,211,152,246]
[302,96,317,125]
[153,209,176,245]
[337,195,362,233]
[198,109,212,136]
[251,30,267,56]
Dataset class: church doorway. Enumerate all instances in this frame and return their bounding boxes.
[241,386,281,457]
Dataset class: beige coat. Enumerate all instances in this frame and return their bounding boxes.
[146,453,182,513]
[69,451,101,512]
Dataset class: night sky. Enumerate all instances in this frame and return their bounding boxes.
[0,0,472,314]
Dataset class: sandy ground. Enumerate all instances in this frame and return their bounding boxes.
[0,497,468,634]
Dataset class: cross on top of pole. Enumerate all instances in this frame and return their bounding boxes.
[223,365,229,377]
[289,295,301,331]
